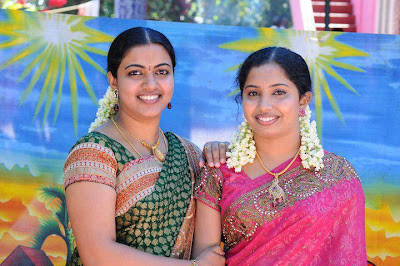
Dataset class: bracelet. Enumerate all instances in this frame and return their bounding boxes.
[190,260,197,266]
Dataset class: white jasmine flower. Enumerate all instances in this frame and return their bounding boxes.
[89,86,118,132]
[299,105,324,171]
[226,119,256,171]
[228,106,324,173]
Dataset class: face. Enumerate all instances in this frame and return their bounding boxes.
[108,44,174,120]
[242,63,310,141]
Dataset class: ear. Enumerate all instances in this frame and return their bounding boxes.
[300,91,312,108]
[107,71,118,90]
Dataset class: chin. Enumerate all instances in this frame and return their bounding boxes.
[143,109,166,118]
[253,127,282,139]
[140,113,162,119]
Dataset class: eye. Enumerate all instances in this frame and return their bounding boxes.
[157,69,169,75]
[248,91,259,96]
[128,70,142,76]
[273,90,286,96]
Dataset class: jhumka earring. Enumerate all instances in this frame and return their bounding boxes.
[113,89,119,112]
[167,102,172,109]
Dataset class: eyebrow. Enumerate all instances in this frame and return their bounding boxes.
[271,83,289,88]
[155,63,172,69]
[244,83,289,90]
[124,63,172,70]
[125,64,145,70]
[244,85,260,90]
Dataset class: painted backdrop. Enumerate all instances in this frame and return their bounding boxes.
[0,9,399,265]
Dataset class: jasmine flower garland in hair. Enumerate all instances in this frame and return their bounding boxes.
[226,106,324,173]
[89,86,118,132]
[299,105,324,171]
[226,120,256,172]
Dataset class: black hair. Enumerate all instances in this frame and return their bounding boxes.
[235,46,312,103]
[107,27,176,78]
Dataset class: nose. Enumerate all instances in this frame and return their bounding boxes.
[259,94,273,111]
[143,73,157,91]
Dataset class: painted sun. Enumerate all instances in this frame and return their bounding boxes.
[0,10,113,135]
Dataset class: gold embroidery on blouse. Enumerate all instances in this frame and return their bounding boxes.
[222,153,360,251]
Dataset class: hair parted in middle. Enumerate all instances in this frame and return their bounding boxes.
[235,47,312,103]
[107,27,176,78]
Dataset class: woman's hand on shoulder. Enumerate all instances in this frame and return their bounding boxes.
[195,245,225,266]
[199,141,230,168]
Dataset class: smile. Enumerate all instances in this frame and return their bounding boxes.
[258,116,276,122]
[138,95,159,100]
[255,115,279,125]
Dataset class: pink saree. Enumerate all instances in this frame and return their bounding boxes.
[195,152,367,265]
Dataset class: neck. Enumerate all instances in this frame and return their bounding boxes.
[114,110,160,144]
[254,130,300,163]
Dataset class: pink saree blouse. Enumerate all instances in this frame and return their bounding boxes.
[195,152,367,265]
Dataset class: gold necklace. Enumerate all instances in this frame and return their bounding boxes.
[111,117,167,162]
[256,148,300,204]
[111,117,143,158]
[119,123,167,162]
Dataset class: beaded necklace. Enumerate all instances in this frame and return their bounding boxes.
[256,148,300,204]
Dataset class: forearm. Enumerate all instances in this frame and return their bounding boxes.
[81,240,192,266]
[192,236,222,259]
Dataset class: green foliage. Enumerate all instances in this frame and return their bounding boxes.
[147,0,291,28]
[38,184,66,205]
[30,218,62,249]
[99,0,114,17]
[0,0,37,11]
[30,185,74,264]
[147,0,196,22]
[0,0,291,28]
[0,0,110,15]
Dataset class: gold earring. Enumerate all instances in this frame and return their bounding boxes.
[113,89,119,112]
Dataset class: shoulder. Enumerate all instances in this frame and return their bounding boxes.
[70,131,115,153]
[168,133,201,166]
[64,132,119,189]
[168,133,203,182]
[65,132,118,171]
[321,151,360,180]
[199,165,225,186]
[196,165,224,196]
[170,133,201,155]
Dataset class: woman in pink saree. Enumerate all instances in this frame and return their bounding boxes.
[193,47,366,265]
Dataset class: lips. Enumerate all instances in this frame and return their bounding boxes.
[138,94,160,103]
[255,115,279,125]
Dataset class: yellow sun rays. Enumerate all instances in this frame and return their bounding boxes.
[219,28,369,136]
[0,10,114,135]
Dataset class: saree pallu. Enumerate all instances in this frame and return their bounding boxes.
[64,131,201,265]
[195,152,367,265]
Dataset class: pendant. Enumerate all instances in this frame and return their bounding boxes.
[152,147,165,162]
[268,176,285,205]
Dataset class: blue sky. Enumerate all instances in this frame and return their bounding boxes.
[0,10,399,187]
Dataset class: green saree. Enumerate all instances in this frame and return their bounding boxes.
[64,131,200,265]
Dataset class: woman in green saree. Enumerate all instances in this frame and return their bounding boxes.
[64,27,225,265]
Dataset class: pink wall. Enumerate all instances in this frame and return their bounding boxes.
[290,0,377,33]
[351,0,377,33]
[289,0,304,30]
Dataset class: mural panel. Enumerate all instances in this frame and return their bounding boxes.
[0,9,399,265]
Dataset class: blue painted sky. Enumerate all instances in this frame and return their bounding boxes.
[0,10,399,188]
